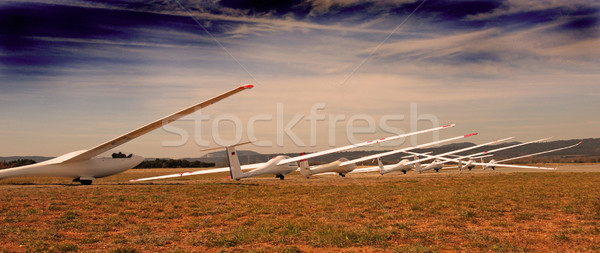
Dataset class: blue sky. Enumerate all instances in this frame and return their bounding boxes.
[1,0,598,158]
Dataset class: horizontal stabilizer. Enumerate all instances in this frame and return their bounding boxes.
[200,141,253,152]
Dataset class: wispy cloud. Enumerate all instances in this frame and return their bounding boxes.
[0,0,598,157]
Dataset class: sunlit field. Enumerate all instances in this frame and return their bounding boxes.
[1,164,599,252]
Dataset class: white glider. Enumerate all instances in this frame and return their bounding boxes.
[480,140,582,170]
[370,136,516,174]
[409,137,554,171]
[130,124,457,181]
[404,138,575,171]
[0,85,254,184]
[298,133,477,178]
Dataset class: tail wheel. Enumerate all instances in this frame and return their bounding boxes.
[80,180,93,185]
[275,175,285,180]
[339,173,346,177]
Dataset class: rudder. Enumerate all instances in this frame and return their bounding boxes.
[226,146,243,180]
[377,157,385,174]
[299,152,310,177]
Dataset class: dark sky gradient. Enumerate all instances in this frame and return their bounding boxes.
[1,0,597,75]
[0,0,598,157]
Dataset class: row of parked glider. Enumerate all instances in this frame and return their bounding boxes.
[132,128,580,182]
[0,85,581,185]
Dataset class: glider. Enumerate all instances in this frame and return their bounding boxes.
[350,136,516,174]
[480,140,583,170]
[410,137,553,171]
[298,133,477,178]
[403,139,579,172]
[0,85,253,184]
[392,136,516,174]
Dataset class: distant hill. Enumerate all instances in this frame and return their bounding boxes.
[302,138,598,165]
[184,138,600,166]
[2,138,598,166]
[183,150,272,167]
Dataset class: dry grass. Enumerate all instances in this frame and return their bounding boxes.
[1,166,600,252]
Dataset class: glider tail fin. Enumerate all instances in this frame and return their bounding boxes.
[298,152,310,177]
[226,146,243,180]
[415,162,422,173]
[480,157,486,170]
[412,155,422,173]
[377,157,384,174]
[204,141,252,180]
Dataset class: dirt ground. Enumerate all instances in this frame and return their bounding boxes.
[1,163,599,252]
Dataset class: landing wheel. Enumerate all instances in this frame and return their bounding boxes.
[435,169,439,172]
[80,180,93,185]
[492,167,496,170]
[275,175,285,180]
[402,171,407,174]
[339,173,346,177]
[468,168,472,171]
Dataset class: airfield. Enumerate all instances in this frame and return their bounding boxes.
[0,164,599,252]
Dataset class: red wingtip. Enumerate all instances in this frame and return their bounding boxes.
[238,84,254,90]
[443,125,452,128]
[464,133,478,137]
[226,176,231,179]
[577,141,583,145]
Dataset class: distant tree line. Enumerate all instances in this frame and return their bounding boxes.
[135,159,215,169]
[0,159,37,169]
